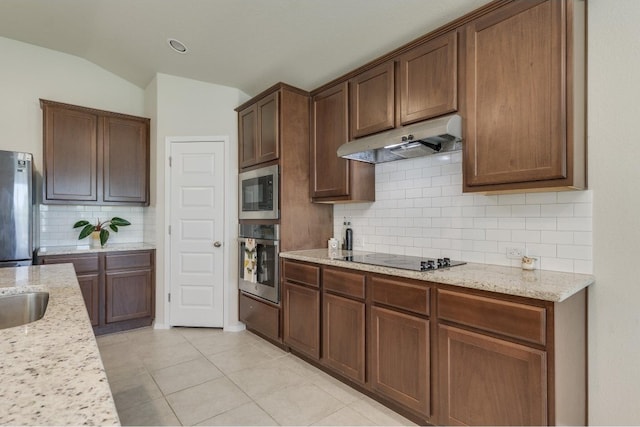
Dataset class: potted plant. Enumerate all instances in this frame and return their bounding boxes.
[73,217,131,247]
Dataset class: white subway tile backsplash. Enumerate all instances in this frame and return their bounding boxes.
[334,156,592,274]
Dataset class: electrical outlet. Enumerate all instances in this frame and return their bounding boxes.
[506,246,524,259]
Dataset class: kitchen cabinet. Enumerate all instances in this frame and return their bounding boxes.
[282,260,321,359]
[38,248,155,335]
[239,292,280,341]
[461,0,586,192]
[310,82,375,203]
[399,31,457,125]
[322,267,366,384]
[349,61,395,138]
[369,276,431,418]
[238,91,279,168]
[40,99,150,205]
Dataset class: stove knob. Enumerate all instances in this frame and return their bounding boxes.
[443,257,451,267]
[437,258,444,268]
[427,260,436,269]
[420,261,428,271]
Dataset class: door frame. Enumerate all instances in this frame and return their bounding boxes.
[163,136,244,331]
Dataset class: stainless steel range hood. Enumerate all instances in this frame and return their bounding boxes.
[337,114,462,164]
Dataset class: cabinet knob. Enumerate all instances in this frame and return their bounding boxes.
[213,241,222,247]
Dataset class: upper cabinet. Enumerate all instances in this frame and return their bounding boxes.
[41,99,150,206]
[462,0,585,192]
[399,31,457,125]
[311,82,375,203]
[238,91,279,168]
[349,61,395,139]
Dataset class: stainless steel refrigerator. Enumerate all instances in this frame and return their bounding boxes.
[0,150,34,267]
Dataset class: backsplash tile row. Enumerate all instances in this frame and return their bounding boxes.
[39,205,145,247]
[334,152,593,274]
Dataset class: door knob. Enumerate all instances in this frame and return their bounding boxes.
[213,241,222,247]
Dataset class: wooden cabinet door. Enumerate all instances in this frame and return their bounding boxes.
[256,92,279,164]
[77,273,100,326]
[463,0,567,190]
[283,281,320,359]
[238,104,257,168]
[438,324,547,426]
[322,293,366,384]
[43,105,98,202]
[370,306,430,417]
[349,61,395,138]
[311,82,350,199]
[103,116,149,204]
[239,292,280,341]
[105,269,152,323]
[399,31,457,125]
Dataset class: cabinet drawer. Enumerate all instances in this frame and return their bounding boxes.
[371,276,430,316]
[437,289,546,346]
[105,251,152,271]
[240,292,280,340]
[283,260,320,288]
[323,267,365,299]
[41,254,99,273]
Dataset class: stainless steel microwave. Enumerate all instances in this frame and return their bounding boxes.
[239,164,279,220]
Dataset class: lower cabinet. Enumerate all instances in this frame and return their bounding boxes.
[239,292,280,342]
[39,249,155,334]
[438,324,547,426]
[279,259,586,426]
[370,306,430,418]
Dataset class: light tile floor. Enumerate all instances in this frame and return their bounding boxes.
[96,327,417,426]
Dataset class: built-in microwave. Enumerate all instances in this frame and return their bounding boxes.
[239,164,279,220]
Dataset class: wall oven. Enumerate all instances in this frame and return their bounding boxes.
[239,164,279,220]
[238,224,279,304]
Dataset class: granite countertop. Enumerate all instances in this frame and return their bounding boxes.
[280,249,594,303]
[0,264,120,426]
[38,242,156,256]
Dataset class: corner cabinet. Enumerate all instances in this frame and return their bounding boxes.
[310,82,375,203]
[39,249,155,335]
[41,99,150,205]
[462,0,586,192]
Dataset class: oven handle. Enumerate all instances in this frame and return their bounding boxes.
[238,237,280,247]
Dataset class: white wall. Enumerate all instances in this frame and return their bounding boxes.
[335,152,593,274]
[588,1,640,423]
[150,73,249,330]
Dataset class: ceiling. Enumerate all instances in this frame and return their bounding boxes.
[0,0,491,96]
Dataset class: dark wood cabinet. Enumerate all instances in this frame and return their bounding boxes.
[349,61,395,138]
[41,99,150,205]
[238,92,279,168]
[462,0,585,192]
[370,305,430,418]
[399,31,458,125]
[310,82,375,203]
[283,281,320,359]
[239,292,280,341]
[39,249,155,334]
[438,324,547,426]
[322,267,366,384]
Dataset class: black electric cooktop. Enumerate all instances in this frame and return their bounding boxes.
[342,253,465,272]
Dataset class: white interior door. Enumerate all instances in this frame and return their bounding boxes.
[169,140,224,327]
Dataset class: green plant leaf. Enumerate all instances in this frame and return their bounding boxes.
[109,224,118,232]
[73,220,90,229]
[110,217,131,226]
[78,224,95,240]
[99,229,109,246]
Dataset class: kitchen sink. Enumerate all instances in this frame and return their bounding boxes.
[0,292,49,330]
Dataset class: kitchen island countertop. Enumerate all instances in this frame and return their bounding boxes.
[280,249,594,302]
[0,264,119,425]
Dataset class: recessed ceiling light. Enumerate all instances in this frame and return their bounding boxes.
[167,38,188,54]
